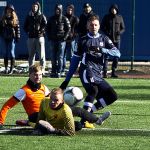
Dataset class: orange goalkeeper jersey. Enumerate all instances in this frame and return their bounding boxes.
[0,84,50,124]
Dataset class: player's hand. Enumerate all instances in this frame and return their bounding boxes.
[59,80,69,90]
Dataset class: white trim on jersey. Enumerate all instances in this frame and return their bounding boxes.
[84,102,94,108]
[81,53,86,65]
[83,70,89,83]
[44,85,50,96]
[13,89,26,102]
[87,33,100,38]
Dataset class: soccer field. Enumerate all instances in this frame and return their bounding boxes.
[0,77,150,150]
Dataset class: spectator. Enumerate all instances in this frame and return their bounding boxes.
[78,3,95,37]
[46,4,71,78]
[101,4,125,78]
[0,4,20,74]
[63,4,79,75]
[24,1,47,74]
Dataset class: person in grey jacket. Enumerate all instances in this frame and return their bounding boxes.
[101,4,125,78]
[46,4,71,78]
[24,1,47,74]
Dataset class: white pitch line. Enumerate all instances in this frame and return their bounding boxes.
[0,126,33,133]
[82,128,150,132]
[117,100,150,104]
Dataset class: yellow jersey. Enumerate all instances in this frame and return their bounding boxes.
[38,98,75,136]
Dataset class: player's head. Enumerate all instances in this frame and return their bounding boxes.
[29,64,43,84]
[49,88,64,109]
[87,15,100,35]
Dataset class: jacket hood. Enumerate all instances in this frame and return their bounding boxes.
[109,4,119,14]
[66,4,74,15]
[31,1,41,15]
[55,4,63,15]
[5,4,15,12]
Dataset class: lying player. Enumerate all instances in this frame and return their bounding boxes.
[33,88,111,135]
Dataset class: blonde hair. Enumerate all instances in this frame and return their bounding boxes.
[29,64,43,74]
[1,7,19,27]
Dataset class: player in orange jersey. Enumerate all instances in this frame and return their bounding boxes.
[0,64,50,128]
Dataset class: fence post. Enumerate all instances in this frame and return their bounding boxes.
[131,0,135,70]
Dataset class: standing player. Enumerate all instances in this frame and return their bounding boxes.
[60,15,120,126]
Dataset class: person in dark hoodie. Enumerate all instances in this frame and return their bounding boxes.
[0,4,20,74]
[62,4,79,75]
[101,4,125,78]
[78,3,95,37]
[24,1,47,74]
[46,4,71,78]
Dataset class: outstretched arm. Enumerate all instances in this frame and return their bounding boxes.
[60,54,80,90]
[0,97,19,125]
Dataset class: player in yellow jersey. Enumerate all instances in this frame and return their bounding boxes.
[33,88,111,136]
[33,88,75,136]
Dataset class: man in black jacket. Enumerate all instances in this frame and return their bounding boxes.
[24,1,47,74]
[63,4,79,75]
[78,3,95,37]
[46,4,71,78]
[101,4,125,78]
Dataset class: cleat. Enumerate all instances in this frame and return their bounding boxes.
[16,120,29,126]
[96,111,111,125]
[83,121,95,128]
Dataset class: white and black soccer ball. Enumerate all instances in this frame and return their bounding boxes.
[63,87,83,106]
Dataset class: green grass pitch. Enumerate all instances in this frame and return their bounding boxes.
[0,76,150,150]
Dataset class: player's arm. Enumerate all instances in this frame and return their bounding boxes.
[0,88,26,125]
[0,96,19,124]
[44,85,51,97]
[60,38,83,90]
[102,36,121,58]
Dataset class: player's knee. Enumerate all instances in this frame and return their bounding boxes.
[74,121,82,131]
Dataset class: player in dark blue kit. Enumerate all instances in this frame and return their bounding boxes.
[60,15,120,127]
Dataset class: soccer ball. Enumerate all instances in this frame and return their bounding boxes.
[63,87,83,106]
